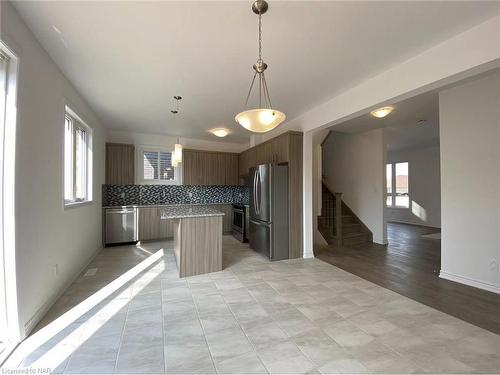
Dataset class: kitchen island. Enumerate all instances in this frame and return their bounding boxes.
[160,206,224,278]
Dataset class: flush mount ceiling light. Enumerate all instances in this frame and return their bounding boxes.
[210,128,230,138]
[235,0,285,133]
[370,106,394,118]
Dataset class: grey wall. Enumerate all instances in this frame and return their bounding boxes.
[439,70,500,293]
[386,145,441,228]
[2,2,106,336]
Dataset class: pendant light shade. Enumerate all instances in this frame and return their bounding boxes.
[235,0,285,133]
[173,142,182,164]
[235,108,286,133]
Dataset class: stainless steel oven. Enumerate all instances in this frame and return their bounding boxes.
[232,204,247,242]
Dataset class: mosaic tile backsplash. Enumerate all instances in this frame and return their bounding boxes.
[102,184,249,207]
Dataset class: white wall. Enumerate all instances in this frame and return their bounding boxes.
[439,71,500,293]
[107,129,248,154]
[386,145,441,228]
[1,2,106,337]
[260,15,500,257]
[322,129,386,244]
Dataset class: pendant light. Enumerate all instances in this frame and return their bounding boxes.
[235,0,285,133]
[174,137,182,165]
[171,96,183,166]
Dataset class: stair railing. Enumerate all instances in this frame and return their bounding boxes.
[334,192,343,246]
[322,180,343,246]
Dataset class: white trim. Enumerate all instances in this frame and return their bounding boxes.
[303,248,315,259]
[136,145,181,185]
[63,106,93,207]
[387,218,441,229]
[0,40,21,344]
[373,237,388,245]
[439,271,500,294]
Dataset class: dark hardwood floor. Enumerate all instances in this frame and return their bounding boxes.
[315,222,500,334]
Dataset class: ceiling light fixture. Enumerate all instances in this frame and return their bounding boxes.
[235,0,285,133]
[171,95,182,114]
[210,128,230,138]
[370,106,394,118]
[171,96,183,166]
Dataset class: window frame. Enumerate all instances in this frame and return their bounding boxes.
[385,161,410,209]
[136,146,181,185]
[63,106,93,208]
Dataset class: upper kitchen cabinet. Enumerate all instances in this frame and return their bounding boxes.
[105,143,135,185]
[237,131,299,176]
[238,147,256,177]
[182,149,239,185]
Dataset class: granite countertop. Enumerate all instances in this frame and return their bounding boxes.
[102,203,240,209]
[159,206,224,219]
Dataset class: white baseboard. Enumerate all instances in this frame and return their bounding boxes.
[439,271,500,294]
[23,246,102,337]
[303,248,315,259]
[388,219,441,229]
[373,237,388,245]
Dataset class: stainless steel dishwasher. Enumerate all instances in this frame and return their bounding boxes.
[104,207,138,246]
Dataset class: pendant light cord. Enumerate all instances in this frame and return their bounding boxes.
[258,13,262,63]
[243,4,273,110]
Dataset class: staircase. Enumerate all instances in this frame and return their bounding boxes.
[318,182,372,247]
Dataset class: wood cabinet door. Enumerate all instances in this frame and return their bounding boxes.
[238,150,248,177]
[254,144,267,165]
[159,217,174,238]
[139,207,174,240]
[184,150,239,185]
[273,134,289,163]
[106,143,135,184]
[226,154,239,185]
[138,207,160,240]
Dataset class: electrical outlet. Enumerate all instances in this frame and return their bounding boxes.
[120,192,126,199]
[53,264,59,276]
[489,259,499,272]
[188,192,193,198]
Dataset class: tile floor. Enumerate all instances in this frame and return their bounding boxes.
[4,236,500,374]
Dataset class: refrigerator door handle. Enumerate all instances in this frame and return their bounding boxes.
[253,169,258,215]
[256,169,261,215]
[255,169,260,215]
[250,219,271,227]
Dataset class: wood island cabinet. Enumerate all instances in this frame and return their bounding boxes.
[137,204,232,241]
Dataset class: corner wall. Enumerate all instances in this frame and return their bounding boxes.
[386,145,441,228]
[322,129,386,244]
[1,2,106,336]
[439,70,500,293]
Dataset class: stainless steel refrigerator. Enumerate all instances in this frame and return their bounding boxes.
[249,164,289,260]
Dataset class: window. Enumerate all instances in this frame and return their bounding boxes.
[64,108,92,206]
[386,161,409,208]
[139,148,179,184]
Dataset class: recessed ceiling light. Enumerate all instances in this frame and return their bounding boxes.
[370,106,394,118]
[210,128,230,137]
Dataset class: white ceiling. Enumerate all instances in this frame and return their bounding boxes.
[12,1,500,143]
[331,90,440,151]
